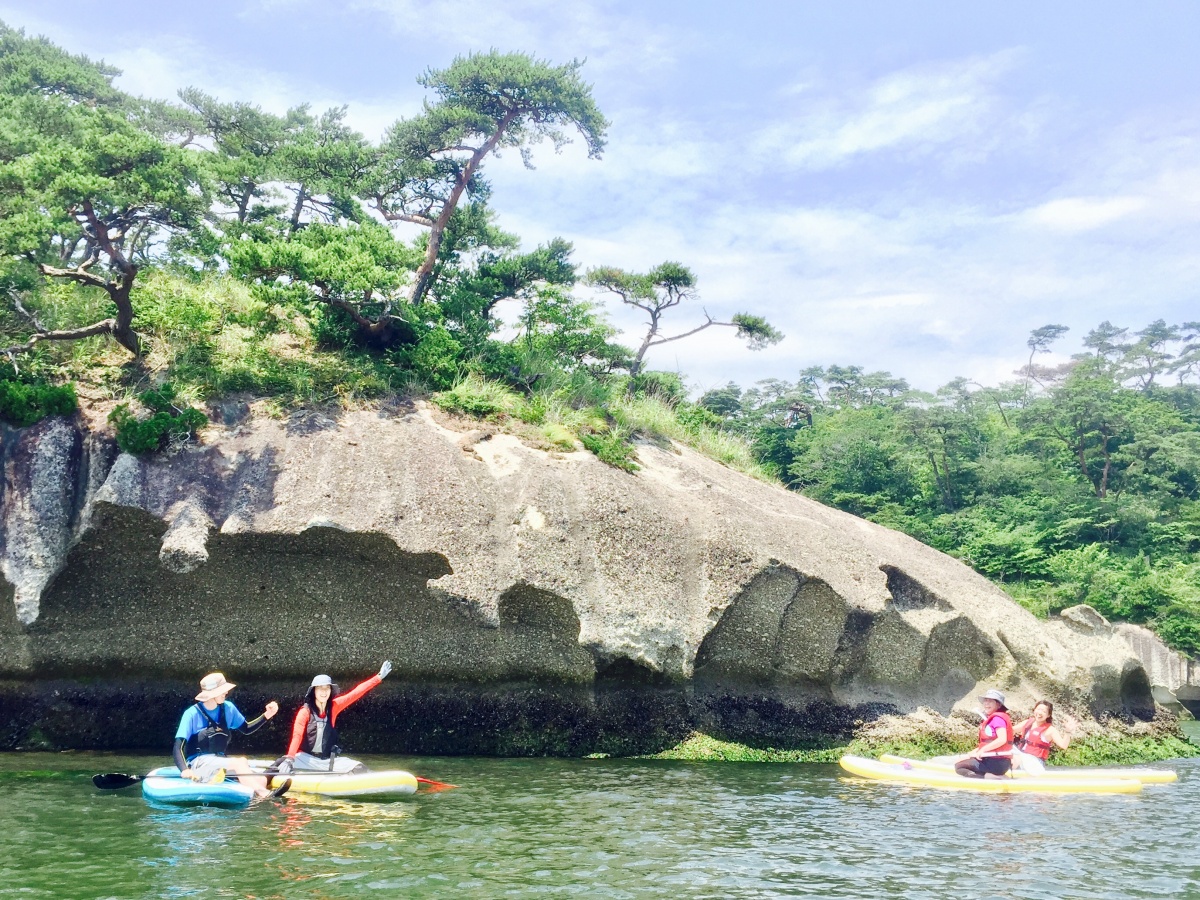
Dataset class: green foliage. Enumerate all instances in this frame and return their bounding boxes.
[731,313,785,350]
[0,368,77,426]
[0,25,209,356]
[416,51,609,159]
[628,370,687,404]
[611,393,772,480]
[1052,732,1199,766]
[432,374,520,418]
[585,263,781,377]
[644,729,1195,765]
[108,383,206,454]
[579,428,640,472]
[704,340,1200,652]
[647,732,844,763]
[675,402,723,433]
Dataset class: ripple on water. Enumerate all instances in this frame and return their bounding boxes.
[1,754,1198,898]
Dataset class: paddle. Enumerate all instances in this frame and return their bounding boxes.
[93,773,155,790]
[93,770,457,791]
[415,776,457,792]
[93,771,280,790]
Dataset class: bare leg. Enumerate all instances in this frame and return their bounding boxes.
[225,757,270,797]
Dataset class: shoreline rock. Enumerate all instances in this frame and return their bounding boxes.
[0,405,1168,753]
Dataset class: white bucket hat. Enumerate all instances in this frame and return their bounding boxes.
[195,672,236,702]
[978,688,1006,707]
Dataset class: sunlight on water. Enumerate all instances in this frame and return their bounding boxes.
[1,753,1197,898]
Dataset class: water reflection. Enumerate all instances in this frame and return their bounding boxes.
[1,754,1198,898]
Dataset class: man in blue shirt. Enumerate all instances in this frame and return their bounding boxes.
[172,672,286,799]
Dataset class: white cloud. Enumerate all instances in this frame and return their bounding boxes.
[758,51,1022,170]
[344,0,686,79]
[1026,196,1147,231]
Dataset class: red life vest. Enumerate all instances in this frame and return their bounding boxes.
[1019,721,1054,760]
[977,711,1013,757]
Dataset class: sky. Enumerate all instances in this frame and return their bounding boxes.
[3,1,1199,394]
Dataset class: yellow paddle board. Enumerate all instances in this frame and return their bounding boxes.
[248,761,418,799]
[879,754,1177,784]
[272,769,418,799]
[839,755,1142,794]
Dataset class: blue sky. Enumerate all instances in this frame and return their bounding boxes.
[4,1,1198,393]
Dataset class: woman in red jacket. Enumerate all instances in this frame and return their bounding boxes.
[281,660,391,773]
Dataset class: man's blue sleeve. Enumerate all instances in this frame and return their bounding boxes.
[225,702,247,730]
[174,708,197,740]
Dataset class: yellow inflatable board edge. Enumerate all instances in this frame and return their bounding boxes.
[878,753,1177,784]
[245,760,419,797]
[838,755,1142,794]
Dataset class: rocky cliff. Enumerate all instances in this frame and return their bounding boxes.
[0,404,1156,754]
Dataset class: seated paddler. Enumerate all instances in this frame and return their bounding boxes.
[280,660,392,773]
[954,688,1014,779]
[174,672,286,798]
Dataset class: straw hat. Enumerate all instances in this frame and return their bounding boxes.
[195,672,236,702]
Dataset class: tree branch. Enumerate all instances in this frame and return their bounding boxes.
[377,207,435,227]
[38,263,112,291]
[647,314,720,347]
[2,318,118,360]
[327,295,377,331]
[82,199,133,276]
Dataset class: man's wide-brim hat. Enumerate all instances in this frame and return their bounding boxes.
[196,672,236,701]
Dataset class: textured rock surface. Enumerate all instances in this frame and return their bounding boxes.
[0,406,1158,753]
[1114,620,1200,712]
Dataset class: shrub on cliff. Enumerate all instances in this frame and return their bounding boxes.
[0,369,77,426]
[579,428,639,472]
[108,383,207,454]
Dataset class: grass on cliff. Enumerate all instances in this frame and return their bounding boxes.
[29,271,411,411]
[644,732,974,764]
[431,373,774,479]
[19,269,773,480]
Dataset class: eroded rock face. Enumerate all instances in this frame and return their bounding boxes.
[0,406,1159,753]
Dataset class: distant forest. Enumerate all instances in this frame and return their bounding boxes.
[697,323,1200,652]
[1,26,1196,652]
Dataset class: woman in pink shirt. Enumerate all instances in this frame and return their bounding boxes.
[954,688,1014,778]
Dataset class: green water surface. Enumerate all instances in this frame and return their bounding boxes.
[1,752,1197,899]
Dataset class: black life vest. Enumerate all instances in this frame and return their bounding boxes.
[304,706,340,758]
[185,703,231,759]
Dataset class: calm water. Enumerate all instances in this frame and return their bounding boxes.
[2,751,1198,899]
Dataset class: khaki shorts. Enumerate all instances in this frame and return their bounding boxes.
[188,754,239,783]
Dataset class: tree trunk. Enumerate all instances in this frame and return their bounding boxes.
[1098,435,1112,499]
[236,185,253,225]
[289,186,307,236]
[408,111,518,306]
[108,267,140,355]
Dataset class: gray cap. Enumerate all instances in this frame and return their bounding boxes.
[979,688,1006,706]
[310,674,334,688]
